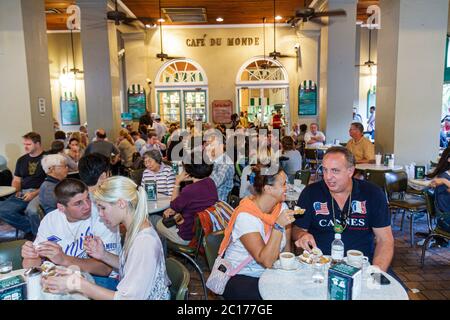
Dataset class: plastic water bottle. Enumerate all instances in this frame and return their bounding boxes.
[331,233,344,265]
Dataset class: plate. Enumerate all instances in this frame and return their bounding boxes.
[298,255,332,266]
[272,259,302,272]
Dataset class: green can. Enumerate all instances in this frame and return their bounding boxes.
[145,180,158,201]
[414,166,425,179]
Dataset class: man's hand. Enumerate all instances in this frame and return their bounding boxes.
[294,232,317,252]
[36,241,67,265]
[22,192,35,202]
[21,241,39,259]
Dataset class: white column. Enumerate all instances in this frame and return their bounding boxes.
[376,0,448,165]
[319,0,358,143]
[78,0,121,139]
[0,0,53,168]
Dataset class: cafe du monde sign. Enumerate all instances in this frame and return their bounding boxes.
[186,35,260,47]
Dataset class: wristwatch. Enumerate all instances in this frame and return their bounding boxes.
[273,222,285,233]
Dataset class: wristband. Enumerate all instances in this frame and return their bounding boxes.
[273,222,285,233]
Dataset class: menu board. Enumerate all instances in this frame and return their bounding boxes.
[298,80,317,116]
[60,96,80,125]
[212,100,233,124]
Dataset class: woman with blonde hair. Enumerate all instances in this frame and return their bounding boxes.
[42,176,170,300]
[117,128,135,170]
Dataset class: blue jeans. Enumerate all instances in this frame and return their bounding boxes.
[92,275,119,291]
[0,195,32,233]
[25,196,41,236]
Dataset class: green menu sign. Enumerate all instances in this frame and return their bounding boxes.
[298,80,317,116]
[60,95,80,125]
[128,84,146,120]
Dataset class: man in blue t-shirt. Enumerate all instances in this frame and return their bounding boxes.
[293,147,394,272]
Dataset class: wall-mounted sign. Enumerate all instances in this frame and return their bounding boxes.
[60,94,80,125]
[298,80,317,116]
[127,84,146,120]
[186,36,260,47]
[212,100,233,124]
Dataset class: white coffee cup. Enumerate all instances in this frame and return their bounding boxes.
[26,272,42,300]
[293,179,302,188]
[346,250,369,268]
[279,252,296,270]
[375,154,382,166]
[388,158,395,168]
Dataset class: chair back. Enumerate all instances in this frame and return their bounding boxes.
[294,170,311,185]
[424,189,437,219]
[37,204,46,221]
[166,257,190,300]
[0,240,27,270]
[364,169,390,189]
[304,148,318,161]
[204,230,224,271]
[129,168,145,186]
[384,171,408,199]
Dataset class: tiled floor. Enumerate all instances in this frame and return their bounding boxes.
[1,210,449,300]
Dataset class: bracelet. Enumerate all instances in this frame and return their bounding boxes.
[174,185,181,188]
[273,222,285,233]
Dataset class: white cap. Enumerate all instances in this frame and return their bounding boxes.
[335,233,341,239]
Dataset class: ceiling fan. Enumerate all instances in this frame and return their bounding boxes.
[260,17,282,69]
[68,29,83,75]
[156,0,184,61]
[106,0,154,28]
[269,0,296,60]
[287,0,347,27]
[356,28,377,69]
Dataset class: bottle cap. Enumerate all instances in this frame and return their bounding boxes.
[335,233,341,239]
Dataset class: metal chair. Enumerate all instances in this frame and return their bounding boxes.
[304,148,322,181]
[166,217,208,300]
[0,239,27,270]
[294,169,311,186]
[420,190,450,267]
[203,230,224,271]
[384,171,427,246]
[166,257,190,300]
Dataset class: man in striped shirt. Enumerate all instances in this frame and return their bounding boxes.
[141,150,175,196]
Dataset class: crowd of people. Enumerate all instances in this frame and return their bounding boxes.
[0,108,447,300]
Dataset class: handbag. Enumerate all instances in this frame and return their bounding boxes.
[206,231,271,295]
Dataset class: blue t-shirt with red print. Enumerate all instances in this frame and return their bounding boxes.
[294,179,390,261]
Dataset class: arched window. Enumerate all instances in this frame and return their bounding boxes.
[235,56,290,129]
[156,59,208,87]
[155,59,208,127]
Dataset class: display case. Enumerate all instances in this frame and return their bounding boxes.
[184,90,207,123]
[158,91,181,124]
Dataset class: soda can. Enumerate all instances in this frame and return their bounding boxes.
[171,162,178,175]
[414,166,425,179]
[145,180,158,201]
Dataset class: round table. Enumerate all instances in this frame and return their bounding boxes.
[355,164,403,172]
[0,186,16,198]
[259,261,408,300]
[147,194,171,214]
[0,269,88,300]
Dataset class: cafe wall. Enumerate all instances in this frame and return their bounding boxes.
[123,24,321,127]
[47,32,87,134]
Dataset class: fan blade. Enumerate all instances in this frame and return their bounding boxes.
[309,17,328,26]
[312,9,346,18]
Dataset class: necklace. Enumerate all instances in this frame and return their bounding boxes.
[330,190,352,234]
[65,218,84,245]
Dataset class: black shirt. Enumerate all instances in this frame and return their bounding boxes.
[295,179,391,261]
[14,152,46,190]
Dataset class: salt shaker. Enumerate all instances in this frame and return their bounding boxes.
[26,267,42,300]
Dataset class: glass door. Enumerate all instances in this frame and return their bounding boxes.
[184,90,207,124]
[157,90,181,125]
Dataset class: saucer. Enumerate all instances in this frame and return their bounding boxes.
[272,259,302,271]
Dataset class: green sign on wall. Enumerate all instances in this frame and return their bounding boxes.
[60,95,80,125]
[298,80,317,116]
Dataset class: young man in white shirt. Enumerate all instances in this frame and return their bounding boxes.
[21,177,121,289]
[304,123,326,148]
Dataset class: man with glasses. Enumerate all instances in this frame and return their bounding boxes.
[21,178,121,290]
[0,132,46,237]
[292,147,394,272]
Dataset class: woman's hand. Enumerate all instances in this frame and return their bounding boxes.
[163,208,176,218]
[21,241,39,259]
[431,178,450,188]
[276,209,296,228]
[41,269,83,294]
[84,236,106,261]
[175,171,190,185]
